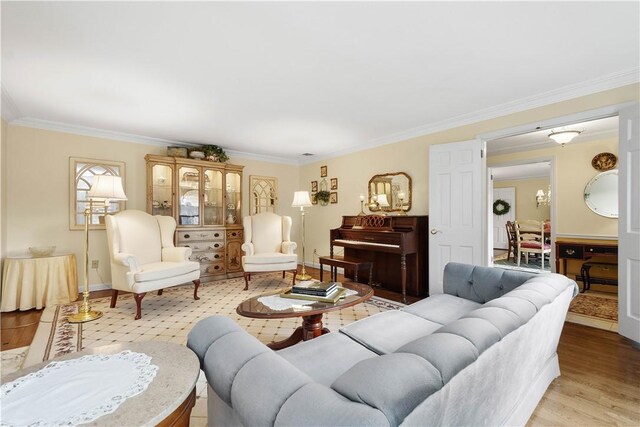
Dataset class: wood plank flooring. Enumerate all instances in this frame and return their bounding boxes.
[1,267,638,425]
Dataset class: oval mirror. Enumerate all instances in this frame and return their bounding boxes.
[368,172,412,213]
[584,170,618,218]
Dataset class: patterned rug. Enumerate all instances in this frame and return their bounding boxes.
[23,273,403,367]
[569,293,618,322]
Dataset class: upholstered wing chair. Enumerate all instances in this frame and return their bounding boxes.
[241,212,298,290]
[105,210,201,319]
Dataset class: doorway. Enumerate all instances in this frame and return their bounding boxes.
[489,161,552,273]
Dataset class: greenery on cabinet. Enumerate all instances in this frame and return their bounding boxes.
[201,145,229,163]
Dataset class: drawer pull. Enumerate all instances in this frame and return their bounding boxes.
[214,233,220,237]
[184,234,190,239]
[214,254,221,259]
[209,244,220,249]
[565,249,575,255]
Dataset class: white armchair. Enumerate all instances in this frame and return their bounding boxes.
[241,212,298,290]
[105,210,201,319]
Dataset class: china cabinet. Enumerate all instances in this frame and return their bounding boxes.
[145,155,244,280]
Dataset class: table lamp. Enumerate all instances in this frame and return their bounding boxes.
[68,175,127,323]
[291,191,313,281]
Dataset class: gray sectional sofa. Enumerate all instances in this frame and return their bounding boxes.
[188,262,578,426]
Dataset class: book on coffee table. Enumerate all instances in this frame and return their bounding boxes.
[292,281,340,296]
[281,287,346,303]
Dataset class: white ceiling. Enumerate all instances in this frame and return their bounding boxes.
[2,2,639,163]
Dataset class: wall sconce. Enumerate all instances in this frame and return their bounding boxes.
[536,185,551,208]
[397,191,407,215]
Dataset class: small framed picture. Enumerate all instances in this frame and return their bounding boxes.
[330,192,338,204]
[311,181,318,192]
[330,178,338,190]
[311,192,318,205]
[320,165,327,177]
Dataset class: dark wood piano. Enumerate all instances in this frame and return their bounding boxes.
[330,215,428,302]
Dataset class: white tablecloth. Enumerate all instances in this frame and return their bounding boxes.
[0,351,158,427]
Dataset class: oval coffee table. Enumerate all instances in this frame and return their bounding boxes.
[237,282,373,350]
[1,341,199,427]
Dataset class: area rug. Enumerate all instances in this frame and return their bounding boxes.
[23,273,403,367]
[494,256,551,272]
[568,293,617,322]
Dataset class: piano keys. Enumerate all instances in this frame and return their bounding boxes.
[330,215,428,302]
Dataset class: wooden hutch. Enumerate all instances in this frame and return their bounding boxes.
[145,154,244,281]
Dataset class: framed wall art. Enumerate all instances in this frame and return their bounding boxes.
[330,192,338,204]
[320,165,327,177]
[330,178,338,190]
[311,180,318,192]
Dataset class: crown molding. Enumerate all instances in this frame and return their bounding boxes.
[1,87,22,122]
[300,68,639,165]
[227,149,301,166]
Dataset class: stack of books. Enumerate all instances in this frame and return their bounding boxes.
[281,281,345,303]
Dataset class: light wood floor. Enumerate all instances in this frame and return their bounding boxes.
[2,267,639,425]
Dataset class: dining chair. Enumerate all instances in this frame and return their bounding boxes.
[514,220,551,269]
[505,221,517,262]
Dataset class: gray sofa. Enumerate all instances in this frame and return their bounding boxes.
[188,263,578,426]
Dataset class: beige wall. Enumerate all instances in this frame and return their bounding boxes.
[3,125,299,289]
[494,177,551,223]
[489,137,618,238]
[300,84,637,263]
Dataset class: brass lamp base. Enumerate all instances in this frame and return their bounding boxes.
[68,309,103,323]
[297,273,313,281]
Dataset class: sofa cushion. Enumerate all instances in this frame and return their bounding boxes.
[461,306,523,337]
[397,333,479,383]
[443,262,536,303]
[483,296,537,323]
[278,332,378,386]
[133,261,199,282]
[242,252,297,265]
[339,311,441,355]
[436,318,502,353]
[402,293,481,324]
[331,353,442,426]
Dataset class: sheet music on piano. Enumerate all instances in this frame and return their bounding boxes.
[330,215,428,302]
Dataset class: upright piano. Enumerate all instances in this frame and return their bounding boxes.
[330,215,428,302]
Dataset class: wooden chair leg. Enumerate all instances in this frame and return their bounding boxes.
[282,271,286,279]
[110,290,119,308]
[193,279,201,300]
[243,272,250,291]
[157,289,163,296]
[133,292,146,320]
[292,270,297,286]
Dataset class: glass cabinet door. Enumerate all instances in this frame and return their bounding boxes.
[178,166,200,226]
[151,163,173,216]
[203,169,223,226]
[225,171,242,225]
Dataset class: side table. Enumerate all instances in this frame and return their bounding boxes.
[1,253,78,311]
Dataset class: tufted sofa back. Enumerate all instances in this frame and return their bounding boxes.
[443,262,537,303]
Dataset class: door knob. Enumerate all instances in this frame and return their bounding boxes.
[430,229,442,235]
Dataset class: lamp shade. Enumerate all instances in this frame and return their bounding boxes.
[548,130,581,145]
[88,175,128,201]
[377,194,390,207]
[291,191,312,208]
[536,189,545,198]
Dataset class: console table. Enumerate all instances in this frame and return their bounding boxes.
[1,253,78,311]
[555,238,618,289]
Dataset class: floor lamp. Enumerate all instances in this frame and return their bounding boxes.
[68,175,127,323]
[291,191,313,281]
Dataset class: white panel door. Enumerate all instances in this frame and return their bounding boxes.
[618,103,640,344]
[429,139,485,294]
[492,187,516,250]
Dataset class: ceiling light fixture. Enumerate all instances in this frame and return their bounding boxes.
[548,129,581,145]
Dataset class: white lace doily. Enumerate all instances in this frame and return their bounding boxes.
[1,350,158,427]
[258,288,358,311]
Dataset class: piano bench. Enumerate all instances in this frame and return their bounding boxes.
[318,255,373,286]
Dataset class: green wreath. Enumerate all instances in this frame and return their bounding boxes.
[493,199,511,216]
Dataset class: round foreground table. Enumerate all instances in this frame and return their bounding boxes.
[1,341,199,427]
[237,282,373,350]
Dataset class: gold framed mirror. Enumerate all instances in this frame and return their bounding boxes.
[368,172,412,213]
